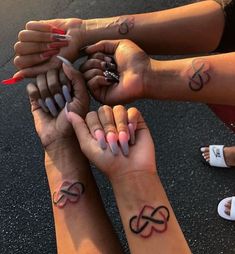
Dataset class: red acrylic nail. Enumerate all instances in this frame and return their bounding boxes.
[1,76,24,85]
[52,28,66,35]
[41,49,59,58]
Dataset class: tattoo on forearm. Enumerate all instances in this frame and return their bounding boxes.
[187,59,210,91]
[53,180,85,208]
[129,205,170,238]
[106,16,135,35]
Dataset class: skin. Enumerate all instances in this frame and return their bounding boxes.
[27,64,122,254]
[67,105,191,254]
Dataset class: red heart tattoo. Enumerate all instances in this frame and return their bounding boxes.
[53,180,85,208]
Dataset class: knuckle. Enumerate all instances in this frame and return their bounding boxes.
[103,123,116,133]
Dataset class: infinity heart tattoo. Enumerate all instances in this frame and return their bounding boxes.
[129,205,170,238]
[53,180,85,208]
[187,59,210,91]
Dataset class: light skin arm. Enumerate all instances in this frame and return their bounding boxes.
[27,64,122,254]
[67,105,191,254]
[13,0,224,77]
[146,52,235,106]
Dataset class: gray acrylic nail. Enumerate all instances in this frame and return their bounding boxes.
[62,85,72,103]
[45,97,58,117]
[54,93,65,109]
[38,99,49,113]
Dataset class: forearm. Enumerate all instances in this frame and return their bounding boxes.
[45,139,122,254]
[84,1,224,54]
[111,172,191,254]
[145,52,235,105]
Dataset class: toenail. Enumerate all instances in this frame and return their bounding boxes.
[201,147,206,152]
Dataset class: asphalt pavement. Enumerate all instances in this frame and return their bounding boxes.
[1,0,235,253]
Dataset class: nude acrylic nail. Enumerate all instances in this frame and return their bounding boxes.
[119,131,129,156]
[62,85,72,103]
[45,97,58,117]
[106,132,119,155]
[95,129,107,150]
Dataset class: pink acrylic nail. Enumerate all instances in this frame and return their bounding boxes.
[95,129,107,150]
[106,132,119,155]
[1,76,24,85]
[128,123,135,145]
[119,131,129,156]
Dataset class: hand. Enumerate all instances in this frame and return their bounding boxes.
[27,61,89,150]
[67,105,156,180]
[14,18,85,78]
[80,39,151,105]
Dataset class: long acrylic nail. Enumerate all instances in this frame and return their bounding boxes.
[62,85,72,102]
[128,123,135,145]
[45,97,58,117]
[119,131,129,156]
[48,41,69,49]
[38,98,49,112]
[52,28,66,35]
[1,76,24,85]
[65,102,71,122]
[52,34,72,41]
[54,93,65,109]
[106,132,119,155]
[57,55,73,66]
[41,49,59,59]
[95,129,107,150]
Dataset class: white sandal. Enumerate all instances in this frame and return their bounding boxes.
[218,196,235,221]
[201,145,229,168]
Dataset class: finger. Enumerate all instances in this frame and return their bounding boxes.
[26,20,66,34]
[14,41,69,55]
[98,105,119,155]
[88,52,106,61]
[36,73,58,117]
[13,60,61,79]
[27,83,51,121]
[87,75,111,93]
[127,107,140,145]
[86,40,121,55]
[80,58,104,73]
[85,111,107,150]
[46,69,65,109]
[83,68,104,81]
[59,68,71,92]
[67,111,93,154]
[113,105,129,156]
[14,50,59,69]
[18,30,54,42]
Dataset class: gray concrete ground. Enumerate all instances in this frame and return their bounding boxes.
[1,0,235,253]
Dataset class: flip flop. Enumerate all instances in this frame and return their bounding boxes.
[200,145,229,168]
[218,196,235,221]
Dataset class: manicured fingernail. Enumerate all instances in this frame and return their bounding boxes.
[38,98,49,112]
[1,76,24,85]
[119,131,129,156]
[57,55,73,66]
[200,147,206,152]
[62,85,72,102]
[95,129,107,150]
[104,56,113,63]
[41,49,59,59]
[45,97,58,117]
[106,132,119,155]
[65,102,71,122]
[54,93,65,109]
[52,34,72,41]
[128,123,135,145]
[52,28,66,35]
[48,41,69,49]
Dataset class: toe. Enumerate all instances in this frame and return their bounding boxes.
[225,208,230,216]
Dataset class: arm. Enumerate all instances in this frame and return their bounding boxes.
[27,64,122,254]
[145,52,235,106]
[84,0,224,54]
[67,105,191,253]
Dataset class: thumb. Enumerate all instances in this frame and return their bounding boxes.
[67,111,92,150]
[86,40,121,55]
[62,62,83,83]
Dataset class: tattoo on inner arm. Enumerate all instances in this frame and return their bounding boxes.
[106,16,135,35]
[53,180,85,208]
[187,59,210,91]
[129,205,170,238]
